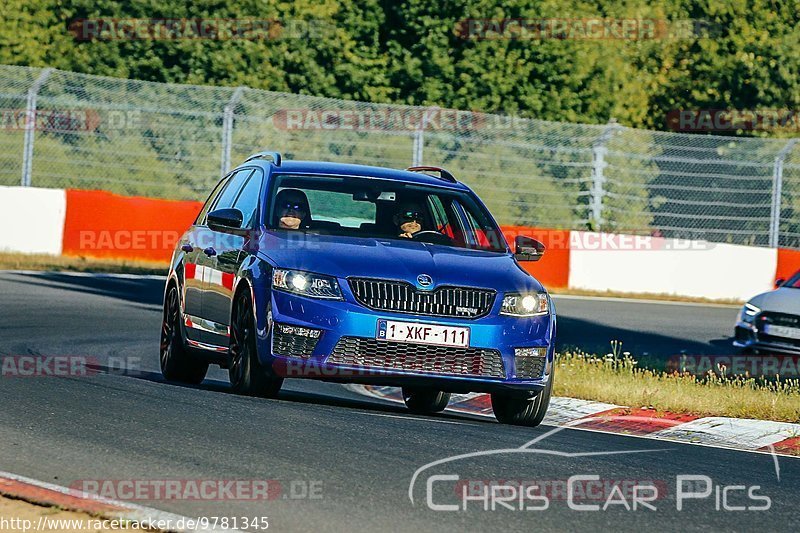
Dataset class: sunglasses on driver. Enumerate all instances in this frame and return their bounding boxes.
[398,211,422,222]
[280,201,306,212]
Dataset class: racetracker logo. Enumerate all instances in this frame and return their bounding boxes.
[0,108,100,132]
[456,18,720,40]
[1,356,99,377]
[69,18,334,41]
[273,108,483,132]
[668,355,800,379]
[1,355,143,378]
[69,479,322,501]
[666,109,800,132]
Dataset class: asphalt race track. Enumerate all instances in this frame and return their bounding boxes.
[0,271,796,532]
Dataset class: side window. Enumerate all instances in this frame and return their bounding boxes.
[427,195,449,231]
[211,169,254,211]
[457,201,505,250]
[231,170,264,228]
[195,177,229,225]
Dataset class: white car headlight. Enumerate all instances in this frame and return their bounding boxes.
[740,302,760,323]
[501,292,549,317]
[273,269,342,300]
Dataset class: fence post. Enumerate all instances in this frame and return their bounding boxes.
[21,68,53,187]
[220,87,245,177]
[412,106,438,166]
[770,138,798,248]
[590,119,619,230]
[412,129,424,166]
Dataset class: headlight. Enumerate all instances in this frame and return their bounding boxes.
[273,269,343,300]
[501,292,549,317]
[740,302,760,323]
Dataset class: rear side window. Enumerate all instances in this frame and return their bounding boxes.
[212,169,254,211]
[195,177,228,225]
[231,170,264,228]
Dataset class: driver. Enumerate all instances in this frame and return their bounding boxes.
[393,202,425,238]
[274,189,310,230]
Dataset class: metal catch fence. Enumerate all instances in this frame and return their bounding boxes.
[1,64,797,248]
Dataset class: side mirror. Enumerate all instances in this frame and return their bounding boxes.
[207,208,244,231]
[515,236,545,262]
[775,278,786,289]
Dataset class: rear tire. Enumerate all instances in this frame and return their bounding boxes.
[160,284,209,385]
[402,388,451,414]
[491,367,554,427]
[229,291,283,398]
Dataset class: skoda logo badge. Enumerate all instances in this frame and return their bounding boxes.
[417,274,433,287]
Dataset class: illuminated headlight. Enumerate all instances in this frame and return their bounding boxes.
[273,269,342,299]
[740,302,761,324]
[501,292,549,316]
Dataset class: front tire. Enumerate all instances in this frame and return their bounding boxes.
[402,388,451,414]
[160,284,208,385]
[229,291,283,398]
[491,368,554,427]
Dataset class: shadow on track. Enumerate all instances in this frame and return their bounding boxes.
[7,272,164,306]
[84,363,492,425]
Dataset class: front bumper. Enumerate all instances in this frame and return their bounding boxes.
[259,289,556,394]
[733,322,800,355]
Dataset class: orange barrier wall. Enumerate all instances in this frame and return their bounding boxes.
[62,189,202,262]
[500,227,570,289]
[60,190,571,286]
[776,248,800,284]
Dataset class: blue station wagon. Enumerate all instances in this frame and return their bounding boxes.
[160,152,556,426]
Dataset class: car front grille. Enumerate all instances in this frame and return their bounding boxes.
[348,278,495,319]
[515,355,546,379]
[328,337,506,378]
[755,312,800,348]
[759,312,800,329]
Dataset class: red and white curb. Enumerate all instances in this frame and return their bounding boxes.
[351,385,800,457]
[0,471,241,532]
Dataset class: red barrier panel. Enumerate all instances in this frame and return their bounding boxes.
[62,189,202,262]
[61,190,572,284]
[500,227,570,289]
[776,248,800,284]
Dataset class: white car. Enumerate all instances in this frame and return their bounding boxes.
[734,270,800,354]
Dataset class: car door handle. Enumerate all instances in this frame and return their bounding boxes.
[181,244,194,253]
[203,247,217,257]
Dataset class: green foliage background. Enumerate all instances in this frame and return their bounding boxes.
[1,0,798,244]
[1,0,798,131]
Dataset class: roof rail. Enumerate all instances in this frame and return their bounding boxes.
[244,151,282,166]
[405,166,457,183]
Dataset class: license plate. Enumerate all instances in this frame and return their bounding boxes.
[764,324,800,340]
[376,319,470,348]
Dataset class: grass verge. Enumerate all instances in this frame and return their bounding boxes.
[0,252,167,275]
[555,351,800,423]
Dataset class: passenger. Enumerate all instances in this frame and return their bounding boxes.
[274,189,310,230]
[393,202,425,238]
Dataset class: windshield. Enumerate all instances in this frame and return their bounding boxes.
[267,174,508,253]
[783,271,800,288]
